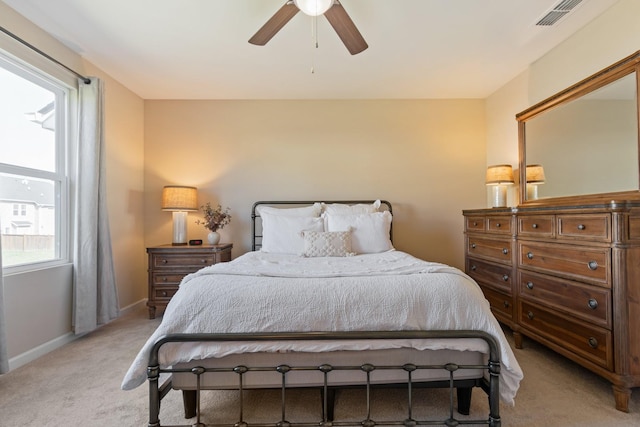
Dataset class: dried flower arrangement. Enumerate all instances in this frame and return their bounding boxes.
[195,203,231,232]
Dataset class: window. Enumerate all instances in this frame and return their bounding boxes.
[0,52,70,270]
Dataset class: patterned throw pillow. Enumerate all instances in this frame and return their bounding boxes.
[302,231,355,257]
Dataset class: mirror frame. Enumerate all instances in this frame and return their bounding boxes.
[516,50,640,206]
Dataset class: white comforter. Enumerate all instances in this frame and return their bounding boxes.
[122,250,523,404]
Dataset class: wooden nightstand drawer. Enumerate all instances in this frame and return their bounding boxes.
[151,254,215,269]
[518,241,610,286]
[466,258,512,294]
[518,271,611,328]
[518,300,612,370]
[467,236,512,264]
[154,286,178,300]
[518,215,555,238]
[152,272,188,286]
[466,216,486,231]
[487,216,512,233]
[557,214,611,242]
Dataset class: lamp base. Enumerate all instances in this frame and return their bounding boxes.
[172,211,189,245]
[489,185,507,208]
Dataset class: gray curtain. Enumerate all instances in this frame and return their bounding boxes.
[0,218,9,373]
[73,77,119,335]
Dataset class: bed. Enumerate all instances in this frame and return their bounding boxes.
[122,200,523,427]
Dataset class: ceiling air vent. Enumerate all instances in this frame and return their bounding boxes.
[536,0,584,26]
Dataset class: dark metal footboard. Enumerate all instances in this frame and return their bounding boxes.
[147,330,501,427]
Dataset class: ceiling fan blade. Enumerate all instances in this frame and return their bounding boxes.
[324,1,368,55]
[249,1,300,46]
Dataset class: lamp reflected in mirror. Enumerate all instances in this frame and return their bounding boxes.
[486,164,514,208]
[526,164,546,200]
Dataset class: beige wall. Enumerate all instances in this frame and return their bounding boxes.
[486,0,640,199]
[144,99,486,268]
[0,2,145,365]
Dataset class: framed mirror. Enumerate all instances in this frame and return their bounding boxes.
[517,51,640,205]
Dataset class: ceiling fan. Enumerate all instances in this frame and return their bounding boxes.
[249,0,368,55]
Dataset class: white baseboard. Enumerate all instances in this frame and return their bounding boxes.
[9,332,77,371]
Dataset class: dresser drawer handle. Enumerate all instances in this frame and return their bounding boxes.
[495,223,501,228]
[502,248,509,255]
[503,301,510,308]
[471,265,477,271]
[588,261,598,271]
[471,243,476,249]
[526,281,534,290]
[160,291,167,297]
[527,252,534,260]
[161,259,168,264]
[527,311,534,320]
[502,274,509,282]
[473,221,478,226]
[201,259,207,263]
[588,298,598,309]
[162,277,167,282]
[532,223,538,229]
[588,337,598,349]
[578,224,586,230]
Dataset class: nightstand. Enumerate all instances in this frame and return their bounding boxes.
[146,243,232,319]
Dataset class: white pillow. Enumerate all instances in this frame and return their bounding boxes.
[302,231,355,257]
[325,211,393,254]
[260,213,324,254]
[322,200,381,215]
[257,203,322,217]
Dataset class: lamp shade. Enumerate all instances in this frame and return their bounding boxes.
[485,165,514,185]
[294,0,334,16]
[526,164,546,183]
[161,186,198,211]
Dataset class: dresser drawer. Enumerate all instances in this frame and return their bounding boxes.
[151,253,215,269]
[481,286,513,323]
[518,301,612,370]
[467,236,512,264]
[557,214,611,242]
[152,272,189,286]
[153,286,179,301]
[518,271,611,328]
[487,216,512,233]
[467,258,512,294]
[517,215,555,238]
[466,216,486,232]
[518,242,610,286]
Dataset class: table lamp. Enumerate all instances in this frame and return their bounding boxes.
[161,186,198,245]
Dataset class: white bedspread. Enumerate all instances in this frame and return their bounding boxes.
[122,250,523,404]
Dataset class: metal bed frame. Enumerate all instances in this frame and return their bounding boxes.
[145,201,503,426]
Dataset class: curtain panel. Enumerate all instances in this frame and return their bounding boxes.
[73,77,119,335]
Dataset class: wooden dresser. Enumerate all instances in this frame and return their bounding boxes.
[146,244,232,319]
[463,202,640,412]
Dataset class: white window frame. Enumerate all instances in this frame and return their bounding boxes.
[0,50,74,274]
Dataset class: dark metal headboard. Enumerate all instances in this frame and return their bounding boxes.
[251,200,393,251]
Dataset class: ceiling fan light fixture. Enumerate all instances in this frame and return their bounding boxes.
[293,0,334,16]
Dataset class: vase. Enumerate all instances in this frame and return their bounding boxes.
[207,231,220,245]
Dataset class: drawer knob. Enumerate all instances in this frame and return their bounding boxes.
[503,301,510,308]
[161,291,167,297]
[578,224,586,230]
[526,282,534,290]
[471,265,477,271]
[588,261,598,271]
[532,223,538,229]
[527,252,534,260]
[502,274,509,282]
[588,298,599,309]
[527,311,534,320]
[161,259,168,264]
[496,223,501,228]
[162,277,167,282]
[502,248,509,255]
[471,243,476,249]
[588,337,598,349]
[201,259,207,263]
[473,221,478,226]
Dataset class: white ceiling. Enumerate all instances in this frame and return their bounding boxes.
[2,0,620,100]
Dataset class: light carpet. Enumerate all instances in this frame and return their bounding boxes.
[0,305,639,426]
